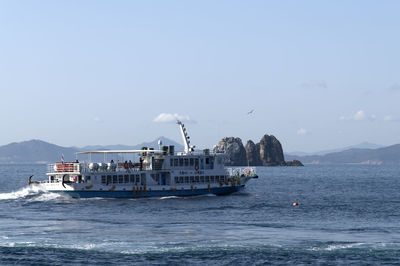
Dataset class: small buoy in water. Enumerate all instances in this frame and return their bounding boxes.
[292,202,299,206]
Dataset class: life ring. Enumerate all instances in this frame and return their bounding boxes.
[195,164,199,171]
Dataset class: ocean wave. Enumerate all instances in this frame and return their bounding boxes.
[2,240,399,255]
[190,193,216,198]
[0,241,281,255]
[0,186,67,201]
[307,242,400,252]
[0,241,104,251]
[159,196,180,200]
[119,243,283,255]
[29,192,66,202]
[2,242,400,265]
[2,239,400,265]
[0,186,46,200]
[309,242,365,251]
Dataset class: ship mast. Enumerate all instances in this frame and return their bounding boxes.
[177,120,194,154]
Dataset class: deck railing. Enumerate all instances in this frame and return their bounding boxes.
[47,162,149,174]
[226,167,257,177]
[47,162,80,173]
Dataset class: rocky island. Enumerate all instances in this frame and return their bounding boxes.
[215,135,303,167]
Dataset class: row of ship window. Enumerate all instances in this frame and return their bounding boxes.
[98,174,227,185]
[169,157,213,167]
[174,175,226,184]
[100,174,145,184]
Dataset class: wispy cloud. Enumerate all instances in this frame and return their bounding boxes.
[339,110,376,121]
[301,80,327,89]
[297,128,308,135]
[384,115,400,122]
[153,113,195,123]
[384,115,393,121]
[93,116,102,123]
[388,84,400,92]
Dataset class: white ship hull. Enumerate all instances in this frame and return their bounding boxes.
[35,176,253,198]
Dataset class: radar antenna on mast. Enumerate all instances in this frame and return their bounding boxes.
[158,139,162,150]
[177,120,195,154]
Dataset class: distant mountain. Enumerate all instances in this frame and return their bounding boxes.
[81,136,184,152]
[286,142,385,156]
[285,144,400,164]
[136,136,184,151]
[347,142,385,150]
[0,140,78,163]
[0,137,184,164]
[2,138,397,165]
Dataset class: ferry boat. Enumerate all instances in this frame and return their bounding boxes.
[29,121,258,198]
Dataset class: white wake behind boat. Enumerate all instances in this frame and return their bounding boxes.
[29,121,257,198]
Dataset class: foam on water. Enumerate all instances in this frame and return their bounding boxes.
[159,196,179,200]
[0,241,100,251]
[309,242,365,251]
[0,238,285,256]
[157,193,217,200]
[0,185,46,200]
[191,193,216,198]
[307,242,400,252]
[29,191,67,202]
[0,185,68,201]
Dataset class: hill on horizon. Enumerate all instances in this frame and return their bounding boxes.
[81,136,183,152]
[0,137,184,164]
[286,142,385,156]
[0,139,78,163]
[285,144,400,165]
[1,138,399,165]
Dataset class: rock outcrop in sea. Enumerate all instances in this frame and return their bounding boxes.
[216,134,303,166]
[285,159,304,166]
[245,140,262,166]
[215,137,247,166]
[258,135,285,166]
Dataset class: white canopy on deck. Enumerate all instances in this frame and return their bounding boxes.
[77,150,164,155]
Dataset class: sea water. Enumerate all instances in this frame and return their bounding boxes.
[0,164,399,265]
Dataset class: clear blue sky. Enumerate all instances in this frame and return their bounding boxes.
[1,0,399,152]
